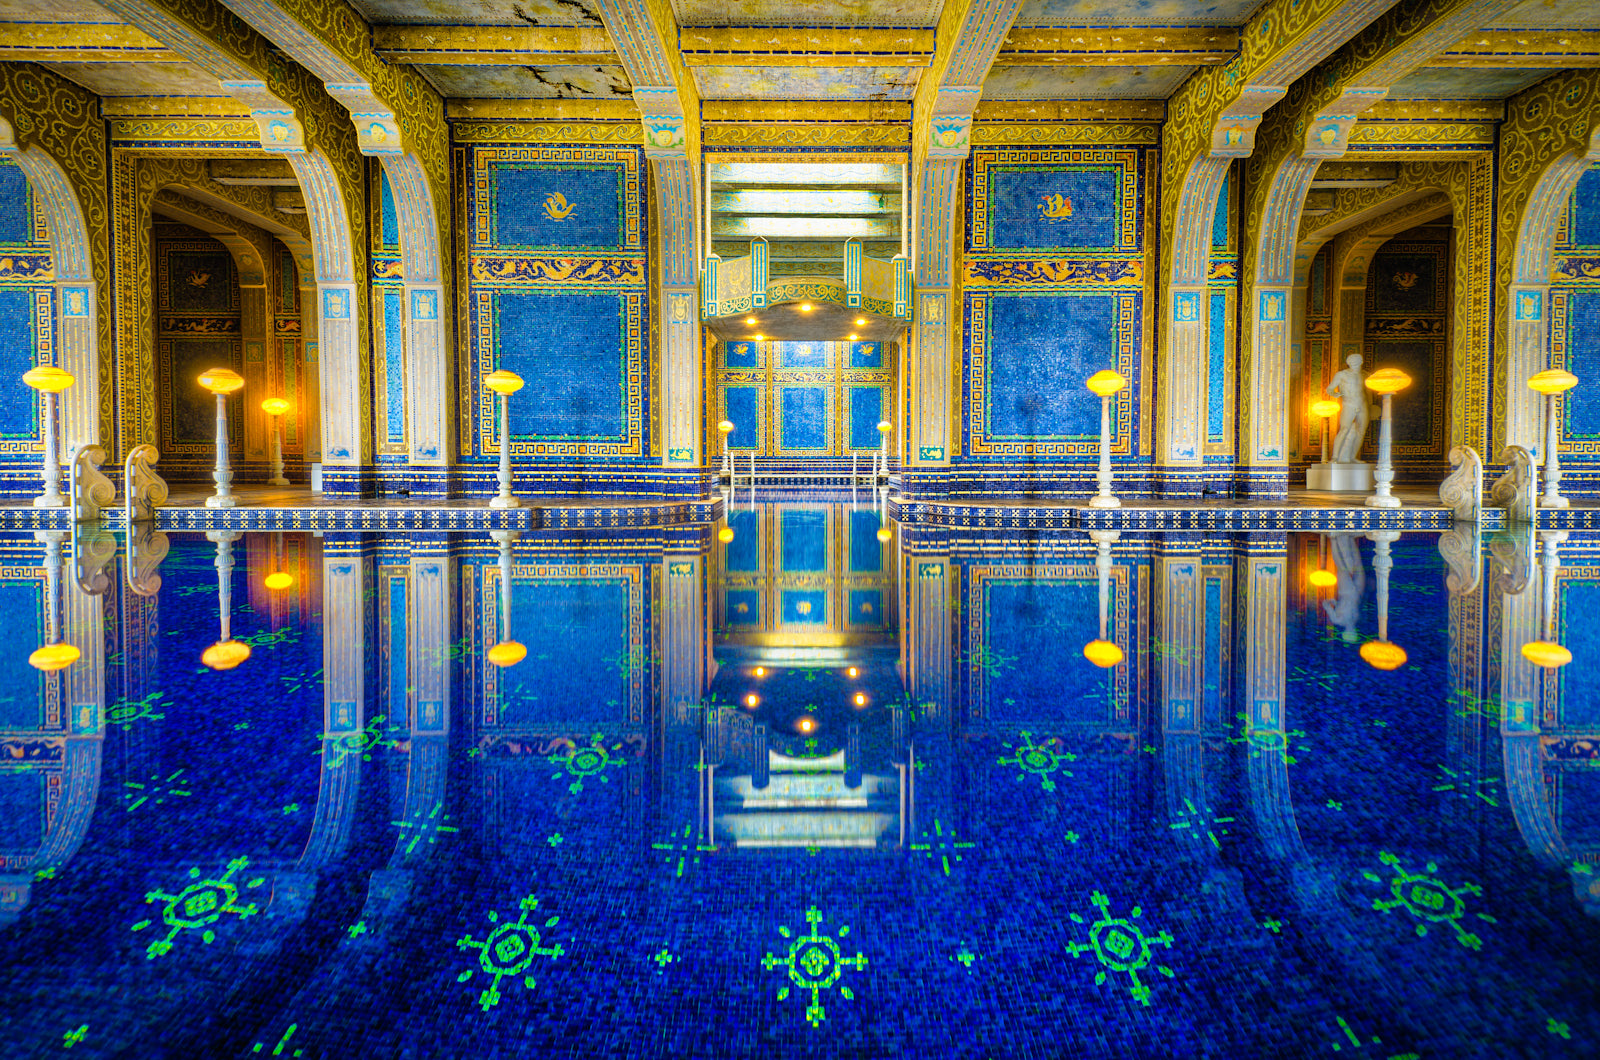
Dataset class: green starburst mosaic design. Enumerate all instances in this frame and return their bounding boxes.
[762,906,866,1028]
[963,645,1018,678]
[607,646,655,677]
[547,734,627,795]
[910,818,977,877]
[124,769,192,812]
[132,856,263,959]
[455,894,565,1011]
[62,1024,87,1049]
[318,714,391,766]
[392,802,460,855]
[997,732,1076,792]
[106,692,167,731]
[1065,891,1175,1006]
[1168,798,1235,850]
[652,825,715,879]
[1228,712,1311,764]
[1430,766,1500,807]
[1365,851,1495,949]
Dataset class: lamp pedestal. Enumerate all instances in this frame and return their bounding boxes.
[34,389,62,508]
[1541,392,1569,509]
[1364,394,1400,508]
[490,392,518,509]
[206,393,236,509]
[1089,392,1119,508]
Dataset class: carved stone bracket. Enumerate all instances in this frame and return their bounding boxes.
[1491,445,1536,523]
[124,443,169,525]
[69,445,114,523]
[1438,444,1484,522]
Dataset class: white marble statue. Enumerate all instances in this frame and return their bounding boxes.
[1326,354,1369,463]
[1323,532,1366,643]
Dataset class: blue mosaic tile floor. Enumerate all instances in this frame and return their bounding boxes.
[0,507,1594,1058]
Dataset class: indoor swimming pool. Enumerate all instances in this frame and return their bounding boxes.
[0,502,1594,1058]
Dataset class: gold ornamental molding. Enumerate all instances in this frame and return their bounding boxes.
[994,26,1238,66]
[702,100,911,123]
[446,99,640,122]
[678,26,935,66]
[702,124,911,148]
[1436,30,1600,67]
[0,22,174,62]
[973,99,1165,122]
[373,25,616,65]
[971,123,1160,145]
[450,122,644,145]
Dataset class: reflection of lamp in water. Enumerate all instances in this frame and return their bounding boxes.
[1363,368,1411,509]
[1359,530,1406,670]
[1082,530,1123,668]
[198,367,244,509]
[487,529,525,667]
[1523,530,1572,669]
[797,716,815,734]
[201,530,251,670]
[717,419,734,480]
[484,369,524,509]
[1308,532,1336,589]
[1528,369,1578,509]
[28,531,78,671]
[1085,370,1127,508]
[261,397,291,487]
[1308,398,1340,465]
[22,365,73,508]
[717,524,735,544]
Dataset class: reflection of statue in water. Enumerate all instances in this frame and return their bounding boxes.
[1326,354,1369,463]
[1324,533,1366,643]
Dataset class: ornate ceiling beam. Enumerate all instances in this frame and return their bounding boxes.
[992,26,1237,66]
[1436,29,1600,66]
[679,26,933,66]
[372,25,615,65]
[0,23,175,62]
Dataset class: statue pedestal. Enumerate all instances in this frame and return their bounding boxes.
[1307,462,1373,492]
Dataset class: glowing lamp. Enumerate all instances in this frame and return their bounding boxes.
[753,334,765,341]
[486,640,527,668]
[876,527,892,543]
[848,333,858,340]
[1309,399,1340,420]
[1359,640,1407,671]
[855,318,867,326]
[847,667,858,678]
[1363,368,1412,395]
[197,367,244,394]
[1521,640,1572,669]
[876,420,892,435]
[800,303,812,312]
[1307,569,1337,589]
[1528,369,1577,395]
[22,365,74,393]
[797,716,815,734]
[745,316,757,325]
[264,571,294,591]
[718,420,734,435]
[484,369,524,395]
[1086,370,1127,397]
[261,397,291,417]
[201,639,252,671]
[745,694,759,708]
[717,526,735,543]
[754,666,766,677]
[28,643,79,671]
[1082,639,1124,668]
[854,693,867,707]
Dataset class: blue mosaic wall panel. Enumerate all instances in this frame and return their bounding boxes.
[847,385,884,451]
[776,341,829,368]
[725,588,760,626]
[0,160,29,245]
[495,290,629,442]
[1566,290,1600,440]
[849,341,882,368]
[379,169,399,251]
[983,168,1121,250]
[780,510,827,572]
[847,588,883,628]
[383,290,405,446]
[723,385,761,451]
[723,340,760,369]
[488,163,627,251]
[0,582,39,726]
[0,289,35,439]
[985,293,1109,440]
[1211,171,1230,249]
[848,510,883,573]
[780,588,827,624]
[1207,291,1228,445]
[0,772,41,847]
[778,386,829,452]
[1571,166,1600,247]
[1560,581,1600,725]
[726,508,761,572]
[979,579,1103,724]
[500,579,629,726]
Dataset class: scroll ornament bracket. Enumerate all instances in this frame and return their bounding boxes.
[1438,445,1483,523]
[1491,446,1536,523]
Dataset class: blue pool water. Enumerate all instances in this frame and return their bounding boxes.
[0,506,1596,1058]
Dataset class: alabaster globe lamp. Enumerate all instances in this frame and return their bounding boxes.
[1085,371,1127,508]
[261,397,291,487]
[22,365,74,508]
[1528,368,1577,509]
[1363,368,1411,509]
[484,369,524,509]
[1309,398,1340,468]
[198,367,245,509]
